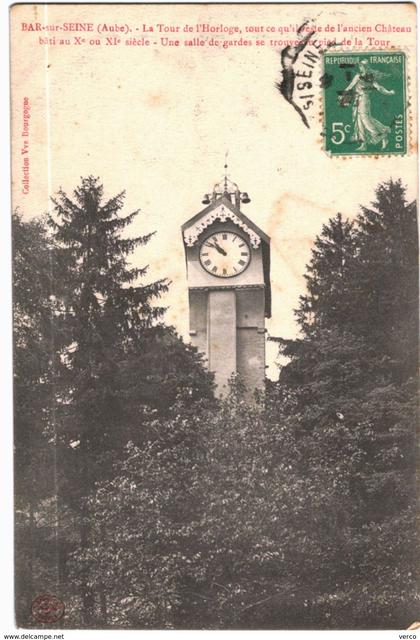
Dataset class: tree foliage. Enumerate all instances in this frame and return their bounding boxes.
[71,381,418,628]
[13,178,214,626]
[272,179,418,626]
[13,211,60,622]
[292,179,418,381]
[14,178,418,629]
[49,177,168,453]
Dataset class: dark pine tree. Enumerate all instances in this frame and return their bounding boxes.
[50,176,169,456]
[49,176,170,624]
[273,179,418,627]
[296,212,356,336]
[13,212,60,624]
[353,179,418,381]
[13,181,215,627]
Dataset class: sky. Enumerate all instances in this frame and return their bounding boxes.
[10,2,418,378]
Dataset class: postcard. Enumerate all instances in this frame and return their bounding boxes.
[10,2,418,631]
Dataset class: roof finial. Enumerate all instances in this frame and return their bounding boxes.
[224,151,229,192]
[201,157,251,206]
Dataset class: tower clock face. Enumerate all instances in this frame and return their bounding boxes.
[199,231,251,278]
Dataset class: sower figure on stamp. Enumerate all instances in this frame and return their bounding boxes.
[341,59,395,151]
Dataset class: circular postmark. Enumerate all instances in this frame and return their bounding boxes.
[31,594,65,624]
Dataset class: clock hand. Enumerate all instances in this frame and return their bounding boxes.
[205,240,227,256]
[212,240,227,256]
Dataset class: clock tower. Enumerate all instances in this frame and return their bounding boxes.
[182,170,271,397]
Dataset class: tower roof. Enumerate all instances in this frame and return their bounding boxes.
[181,194,270,247]
[182,188,271,318]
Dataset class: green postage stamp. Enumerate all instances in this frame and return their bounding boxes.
[322,51,407,156]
